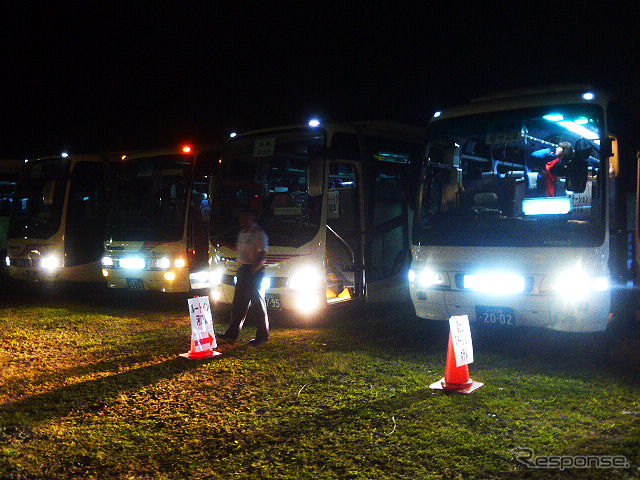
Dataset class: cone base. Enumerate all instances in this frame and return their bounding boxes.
[180,350,222,360]
[429,377,484,394]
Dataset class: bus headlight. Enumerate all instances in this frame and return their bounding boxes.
[174,258,186,268]
[415,268,445,288]
[551,269,609,300]
[40,254,61,271]
[463,273,524,294]
[119,257,146,270]
[164,271,176,281]
[101,256,113,266]
[210,266,224,286]
[154,257,171,269]
[289,266,323,291]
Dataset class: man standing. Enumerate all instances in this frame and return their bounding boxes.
[219,208,269,345]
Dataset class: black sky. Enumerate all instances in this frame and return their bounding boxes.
[2,2,640,158]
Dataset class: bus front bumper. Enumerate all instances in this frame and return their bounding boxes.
[103,269,191,293]
[410,286,611,333]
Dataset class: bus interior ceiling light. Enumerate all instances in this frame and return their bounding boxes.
[464,273,525,294]
[582,92,595,101]
[522,197,571,216]
[543,114,599,140]
[119,257,146,270]
[308,119,320,128]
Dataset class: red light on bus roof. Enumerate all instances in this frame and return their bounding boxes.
[121,155,127,160]
[182,145,192,154]
[218,158,222,164]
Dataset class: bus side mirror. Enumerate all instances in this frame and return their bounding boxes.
[43,180,56,206]
[601,137,613,158]
[565,140,591,193]
[308,147,327,196]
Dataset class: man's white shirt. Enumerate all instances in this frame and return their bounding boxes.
[236,224,268,265]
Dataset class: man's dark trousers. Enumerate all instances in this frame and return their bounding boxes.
[225,265,269,341]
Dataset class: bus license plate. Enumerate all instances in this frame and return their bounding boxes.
[265,294,281,309]
[126,279,144,290]
[475,306,516,326]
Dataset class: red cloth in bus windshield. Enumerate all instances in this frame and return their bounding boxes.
[544,157,561,196]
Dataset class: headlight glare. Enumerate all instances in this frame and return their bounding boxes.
[101,256,113,266]
[154,257,171,269]
[418,268,444,288]
[289,266,323,290]
[210,266,224,286]
[40,254,61,271]
[119,257,146,270]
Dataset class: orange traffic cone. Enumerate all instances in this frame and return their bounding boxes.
[430,331,483,394]
[180,331,221,360]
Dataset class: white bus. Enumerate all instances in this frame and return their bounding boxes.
[208,120,425,316]
[1,159,23,277]
[101,145,220,293]
[7,154,113,284]
[410,85,638,333]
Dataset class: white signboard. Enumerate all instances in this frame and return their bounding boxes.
[253,137,275,157]
[449,315,474,366]
[486,129,522,145]
[188,296,217,351]
[327,190,339,219]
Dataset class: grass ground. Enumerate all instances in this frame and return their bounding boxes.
[1,282,639,479]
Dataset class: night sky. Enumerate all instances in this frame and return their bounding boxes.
[3,2,640,158]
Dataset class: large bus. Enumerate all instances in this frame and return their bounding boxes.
[410,85,638,333]
[7,153,113,284]
[208,120,425,316]
[101,145,220,293]
[1,159,23,277]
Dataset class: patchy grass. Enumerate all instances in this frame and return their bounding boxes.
[1,285,639,479]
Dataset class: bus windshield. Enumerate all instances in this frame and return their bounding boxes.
[8,158,69,239]
[107,155,191,242]
[211,129,325,248]
[414,104,605,248]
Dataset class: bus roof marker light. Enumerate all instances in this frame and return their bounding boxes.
[61,152,69,158]
[433,111,442,118]
[582,92,595,101]
[543,114,564,122]
[229,132,237,138]
[182,145,192,154]
[308,118,320,128]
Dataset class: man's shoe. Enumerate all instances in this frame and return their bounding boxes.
[218,331,237,343]
[249,338,268,347]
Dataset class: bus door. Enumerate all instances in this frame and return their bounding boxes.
[325,160,365,301]
[187,179,211,274]
[65,161,108,269]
